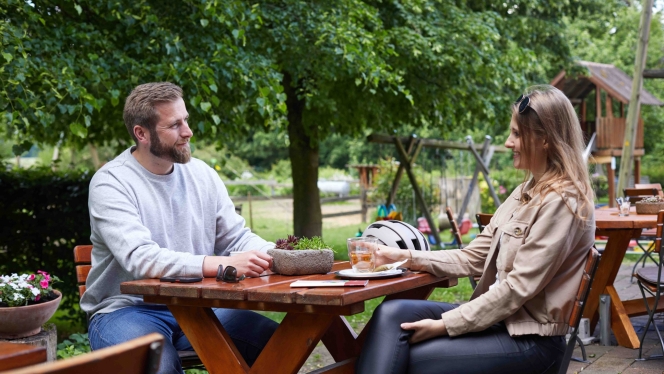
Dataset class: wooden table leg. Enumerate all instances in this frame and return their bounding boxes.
[321,317,359,362]
[623,297,664,317]
[585,229,639,331]
[250,312,336,374]
[606,286,641,349]
[169,305,249,374]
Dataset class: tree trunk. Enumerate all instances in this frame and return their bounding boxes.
[283,72,322,238]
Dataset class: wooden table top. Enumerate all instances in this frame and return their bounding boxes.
[0,342,47,371]
[121,262,453,310]
[595,206,658,230]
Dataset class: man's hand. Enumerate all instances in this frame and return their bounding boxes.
[373,244,411,268]
[401,318,448,344]
[203,251,272,278]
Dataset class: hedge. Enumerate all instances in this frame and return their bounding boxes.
[0,164,92,325]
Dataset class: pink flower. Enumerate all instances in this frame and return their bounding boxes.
[37,270,47,275]
[27,274,35,281]
[37,271,50,281]
[499,186,507,194]
[35,295,40,302]
[40,280,49,289]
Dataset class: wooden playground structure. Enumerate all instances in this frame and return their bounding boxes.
[552,61,663,207]
[367,133,508,247]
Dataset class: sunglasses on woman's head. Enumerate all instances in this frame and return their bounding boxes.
[515,94,531,114]
[216,265,246,283]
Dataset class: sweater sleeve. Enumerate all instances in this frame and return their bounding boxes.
[211,171,274,255]
[441,195,581,336]
[89,173,205,279]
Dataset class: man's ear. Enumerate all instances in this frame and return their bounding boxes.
[133,125,149,145]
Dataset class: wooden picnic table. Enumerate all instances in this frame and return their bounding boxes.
[121,262,457,374]
[0,342,46,371]
[586,206,662,349]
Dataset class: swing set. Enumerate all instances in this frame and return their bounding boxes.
[367,133,509,248]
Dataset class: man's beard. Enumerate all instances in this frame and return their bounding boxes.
[149,128,191,164]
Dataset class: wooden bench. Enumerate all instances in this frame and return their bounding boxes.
[74,245,203,369]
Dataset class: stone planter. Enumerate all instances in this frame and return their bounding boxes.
[635,202,664,215]
[268,249,334,275]
[0,290,62,339]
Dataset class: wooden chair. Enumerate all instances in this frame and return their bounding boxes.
[634,183,663,198]
[635,210,664,360]
[556,246,600,374]
[74,245,203,369]
[445,207,479,289]
[623,187,659,204]
[475,213,493,233]
[4,333,163,374]
[623,188,661,282]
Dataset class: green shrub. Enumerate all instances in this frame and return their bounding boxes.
[0,164,92,326]
[56,333,91,359]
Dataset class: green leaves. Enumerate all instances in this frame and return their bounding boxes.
[70,123,88,138]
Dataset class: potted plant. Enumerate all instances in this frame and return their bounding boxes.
[268,236,334,275]
[0,271,61,339]
[635,195,664,215]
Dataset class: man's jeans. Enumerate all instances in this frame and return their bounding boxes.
[88,305,278,374]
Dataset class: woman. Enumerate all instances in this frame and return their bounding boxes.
[356,85,596,374]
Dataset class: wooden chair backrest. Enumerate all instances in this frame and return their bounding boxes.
[654,210,664,254]
[635,183,664,197]
[623,187,659,203]
[568,246,600,329]
[475,213,493,233]
[4,333,163,374]
[445,207,463,247]
[74,245,93,299]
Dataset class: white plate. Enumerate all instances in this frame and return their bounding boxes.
[335,268,406,280]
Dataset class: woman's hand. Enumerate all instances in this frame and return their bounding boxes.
[401,319,448,344]
[373,244,410,267]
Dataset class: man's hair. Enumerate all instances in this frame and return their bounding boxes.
[123,82,183,143]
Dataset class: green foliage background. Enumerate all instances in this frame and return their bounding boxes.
[0,165,91,324]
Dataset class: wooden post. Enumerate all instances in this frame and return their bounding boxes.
[606,95,613,118]
[634,157,641,185]
[596,86,602,119]
[393,137,441,247]
[581,98,587,134]
[608,163,616,208]
[618,0,653,196]
[248,192,253,231]
[360,185,367,223]
[387,137,417,206]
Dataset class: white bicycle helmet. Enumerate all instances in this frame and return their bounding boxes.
[363,220,430,251]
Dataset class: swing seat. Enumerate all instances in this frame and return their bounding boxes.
[457,218,472,236]
[417,217,432,234]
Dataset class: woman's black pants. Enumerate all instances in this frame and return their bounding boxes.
[355,300,565,374]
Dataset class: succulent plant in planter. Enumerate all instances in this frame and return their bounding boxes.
[635,195,664,214]
[268,236,334,275]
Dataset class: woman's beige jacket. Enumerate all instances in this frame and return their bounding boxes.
[410,182,595,337]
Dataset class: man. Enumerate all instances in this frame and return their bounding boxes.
[81,82,277,373]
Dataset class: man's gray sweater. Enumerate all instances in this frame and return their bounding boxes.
[81,147,273,317]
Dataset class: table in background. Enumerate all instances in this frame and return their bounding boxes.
[0,342,46,371]
[121,262,456,374]
[586,206,660,349]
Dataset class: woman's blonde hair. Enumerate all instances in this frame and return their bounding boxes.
[512,85,594,220]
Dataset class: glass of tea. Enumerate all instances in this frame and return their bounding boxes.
[347,237,377,273]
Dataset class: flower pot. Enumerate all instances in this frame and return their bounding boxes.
[0,290,61,339]
[635,202,664,215]
[268,249,334,275]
